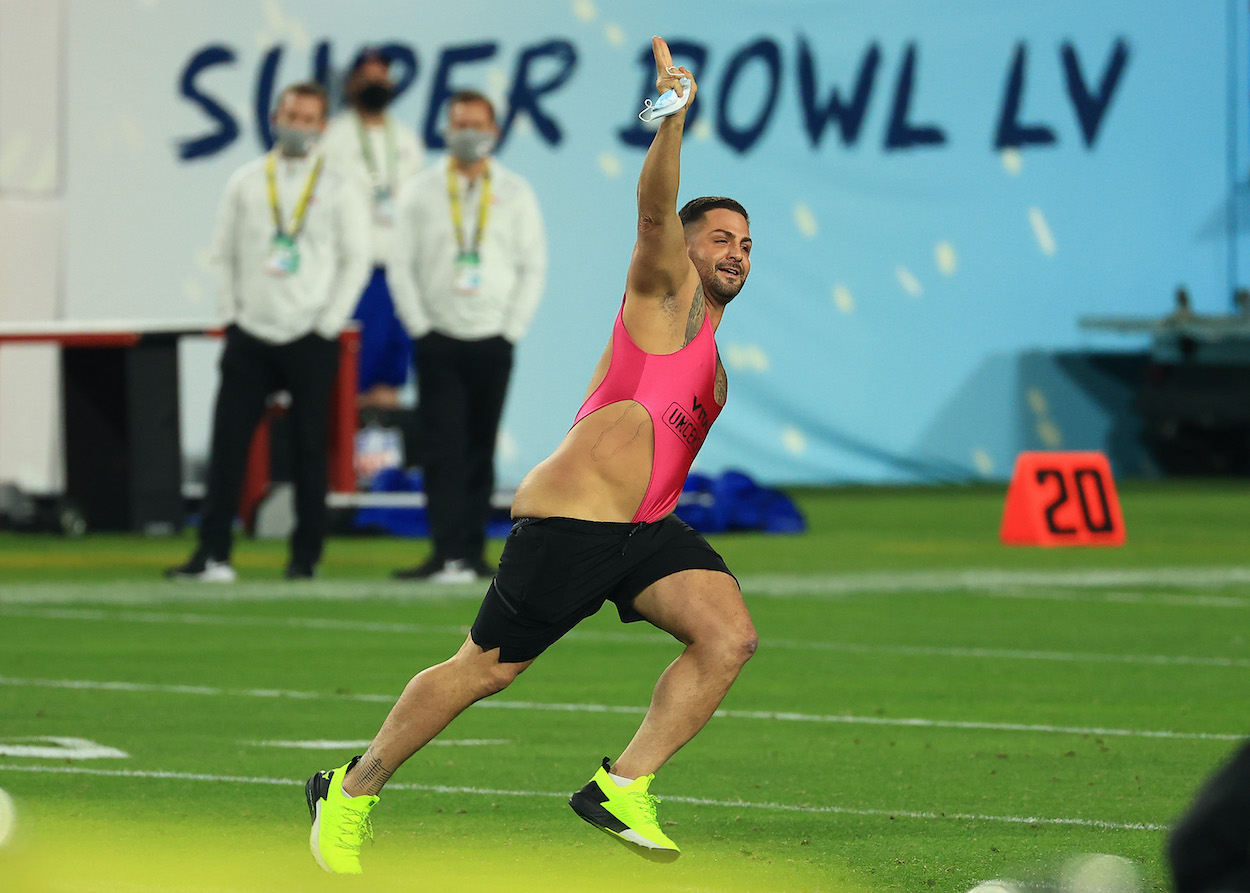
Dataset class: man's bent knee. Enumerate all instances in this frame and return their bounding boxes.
[449,642,531,700]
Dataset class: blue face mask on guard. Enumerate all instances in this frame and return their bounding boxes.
[446,128,496,162]
[273,124,319,157]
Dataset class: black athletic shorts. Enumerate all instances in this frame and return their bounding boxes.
[469,514,735,663]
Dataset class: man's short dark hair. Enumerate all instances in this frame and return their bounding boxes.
[448,89,496,124]
[679,196,749,231]
[277,81,330,118]
[349,46,392,75]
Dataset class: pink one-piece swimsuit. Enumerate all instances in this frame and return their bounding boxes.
[572,301,723,523]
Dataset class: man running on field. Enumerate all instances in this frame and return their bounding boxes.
[307,35,757,872]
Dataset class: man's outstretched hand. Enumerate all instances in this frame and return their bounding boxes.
[652,36,697,108]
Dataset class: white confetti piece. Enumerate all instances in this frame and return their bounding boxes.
[572,0,597,21]
[781,426,807,455]
[832,284,855,314]
[604,23,626,46]
[935,240,958,276]
[724,343,770,372]
[793,203,818,238]
[597,152,621,178]
[1001,148,1023,175]
[1029,207,1057,256]
[895,265,923,297]
[972,449,994,476]
[1037,419,1062,448]
[1027,388,1048,415]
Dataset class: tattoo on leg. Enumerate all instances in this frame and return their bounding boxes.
[352,749,393,795]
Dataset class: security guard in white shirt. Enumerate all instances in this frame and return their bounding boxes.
[320,48,424,409]
[167,81,371,582]
[389,89,547,583]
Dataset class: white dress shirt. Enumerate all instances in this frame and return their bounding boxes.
[320,111,424,265]
[388,159,547,344]
[212,151,372,344]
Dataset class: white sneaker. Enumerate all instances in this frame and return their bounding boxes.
[429,559,477,584]
[164,557,237,583]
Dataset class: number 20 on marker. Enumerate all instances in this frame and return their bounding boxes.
[999,451,1126,547]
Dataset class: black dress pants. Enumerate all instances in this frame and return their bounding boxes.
[198,326,339,567]
[415,332,513,564]
[1169,739,1250,892]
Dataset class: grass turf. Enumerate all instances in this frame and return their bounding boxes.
[0,480,1247,891]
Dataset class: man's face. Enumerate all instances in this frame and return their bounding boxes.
[687,208,752,304]
[272,92,327,134]
[447,99,498,138]
[349,58,392,101]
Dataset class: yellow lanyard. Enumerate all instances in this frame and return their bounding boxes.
[446,159,491,256]
[265,152,324,240]
[355,117,396,183]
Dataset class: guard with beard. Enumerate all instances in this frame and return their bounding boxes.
[321,47,425,410]
[388,89,547,583]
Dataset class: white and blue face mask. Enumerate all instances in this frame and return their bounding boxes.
[273,124,320,157]
[445,128,496,163]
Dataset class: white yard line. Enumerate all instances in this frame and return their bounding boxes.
[247,738,509,749]
[0,763,1168,832]
[1,565,1249,606]
[0,675,1240,741]
[1,605,1244,669]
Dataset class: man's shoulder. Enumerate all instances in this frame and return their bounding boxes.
[489,162,537,200]
[323,113,357,139]
[385,112,422,144]
[225,155,266,189]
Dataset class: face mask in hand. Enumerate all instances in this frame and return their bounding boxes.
[273,124,319,157]
[357,82,393,112]
[446,128,496,163]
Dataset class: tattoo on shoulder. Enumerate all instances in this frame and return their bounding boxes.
[684,284,706,345]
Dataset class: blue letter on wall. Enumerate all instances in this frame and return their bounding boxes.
[1062,39,1130,148]
[884,43,946,151]
[424,43,499,149]
[501,39,578,146]
[716,38,782,154]
[994,43,1057,150]
[177,45,239,160]
[797,37,881,148]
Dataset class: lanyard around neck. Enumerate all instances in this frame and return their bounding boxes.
[355,116,396,182]
[265,152,324,239]
[446,159,491,255]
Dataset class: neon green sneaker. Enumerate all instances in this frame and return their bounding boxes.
[305,756,379,874]
[569,757,681,862]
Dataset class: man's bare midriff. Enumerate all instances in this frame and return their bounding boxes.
[510,399,655,522]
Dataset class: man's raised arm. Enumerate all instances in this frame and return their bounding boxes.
[626,36,698,302]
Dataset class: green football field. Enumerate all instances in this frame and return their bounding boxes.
[1,481,1247,892]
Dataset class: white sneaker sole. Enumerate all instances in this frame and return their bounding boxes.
[310,800,331,872]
